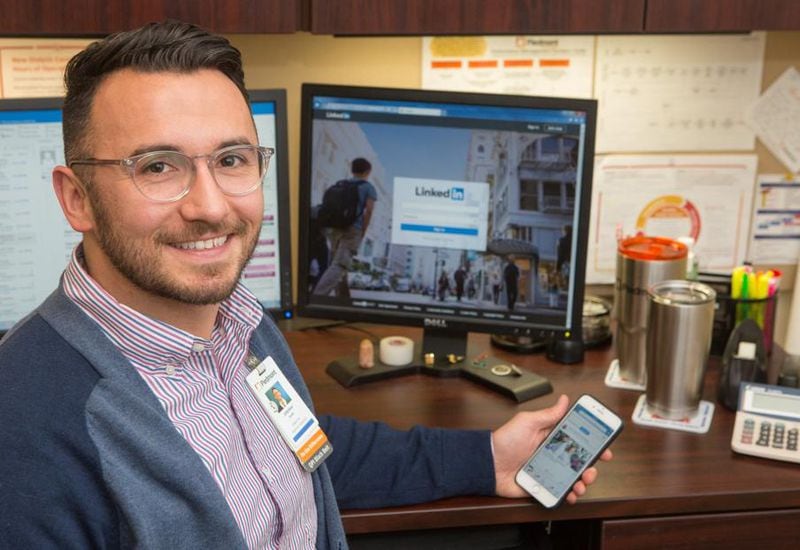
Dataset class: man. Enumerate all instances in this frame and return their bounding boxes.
[437,267,450,301]
[270,386,290,411]
[0,22,610,549]
[504,256,521,311]
[556,224,573,283]
[491,265,502,304]
[312,158,377,297]
[453,265,467,301]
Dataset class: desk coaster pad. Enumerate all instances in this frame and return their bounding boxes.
[631,394,715,434]
[605,359,646,391]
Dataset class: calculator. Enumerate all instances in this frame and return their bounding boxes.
[731,382,800,463]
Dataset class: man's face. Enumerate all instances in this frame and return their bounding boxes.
[79,68,263,306]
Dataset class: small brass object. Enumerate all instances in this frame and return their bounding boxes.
[491,364,512,376]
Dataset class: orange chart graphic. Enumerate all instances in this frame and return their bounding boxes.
[635,195,701,241]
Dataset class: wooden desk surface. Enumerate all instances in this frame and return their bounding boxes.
[285,324,800,534]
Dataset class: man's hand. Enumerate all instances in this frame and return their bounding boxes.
[491,394,613,503]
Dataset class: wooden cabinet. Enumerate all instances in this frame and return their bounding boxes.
[2,0,800,36]
[0,0,305,35]
[308,0,646,35]
[646,0,800,32]
[601,509,800,549]
[309,0,800,35]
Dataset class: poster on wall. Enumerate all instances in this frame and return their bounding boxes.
[587,154,758,283]
[0,38,91,98]
[421,35,594,99]
[748,174,800,265]
[594,33,765,153]
[746,67,800,174]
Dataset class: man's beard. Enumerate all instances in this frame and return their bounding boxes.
[90,193,258,305]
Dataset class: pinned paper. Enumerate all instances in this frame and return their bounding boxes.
[746,67,800,174]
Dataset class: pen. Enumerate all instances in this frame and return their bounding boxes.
[768,269,782,297]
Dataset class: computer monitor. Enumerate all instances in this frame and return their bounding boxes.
[0,89,293,336]
[244,89,293,320]
[297,84,597,401]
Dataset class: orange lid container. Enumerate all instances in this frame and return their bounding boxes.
[618,235,688,261]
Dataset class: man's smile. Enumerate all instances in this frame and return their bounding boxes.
[172,235,229,250]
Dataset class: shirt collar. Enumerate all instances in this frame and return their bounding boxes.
[62,245,264,371]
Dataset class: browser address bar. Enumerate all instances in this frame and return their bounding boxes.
[397,106,443,116]
[321,103,443,117]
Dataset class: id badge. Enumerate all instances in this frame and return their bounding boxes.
[245,356,333,472]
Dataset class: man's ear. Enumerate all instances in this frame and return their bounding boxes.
[53,165,94,233]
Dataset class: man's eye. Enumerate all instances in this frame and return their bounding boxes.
[144,161,168,174]
[138,157,181,177]
[218,154,245,168]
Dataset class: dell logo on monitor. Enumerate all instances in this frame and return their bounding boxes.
[424,318,447,328]
[451,187,464,201]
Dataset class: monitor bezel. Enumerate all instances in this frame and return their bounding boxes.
[247,89,294,320]
[296,83,596,341]
[0,96,63,112]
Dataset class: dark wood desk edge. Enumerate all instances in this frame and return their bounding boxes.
[339,490,800,534]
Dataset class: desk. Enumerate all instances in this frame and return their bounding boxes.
[286,324,800,547]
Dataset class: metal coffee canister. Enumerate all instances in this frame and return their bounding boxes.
[645,280,716,420]
[615,235,688,385]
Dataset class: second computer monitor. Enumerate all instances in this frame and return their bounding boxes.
[0,89,292,335]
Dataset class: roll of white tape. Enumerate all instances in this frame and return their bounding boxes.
[379,336,414,366]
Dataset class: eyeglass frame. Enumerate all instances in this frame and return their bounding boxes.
[68,144,275,203]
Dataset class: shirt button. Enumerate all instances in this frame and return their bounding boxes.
[165,364,176,376]
[191,342,205,353]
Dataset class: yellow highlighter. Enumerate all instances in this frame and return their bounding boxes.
[731,266,745,299]
[754,271,771,329]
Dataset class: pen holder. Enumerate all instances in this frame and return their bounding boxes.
[710,292,777,356]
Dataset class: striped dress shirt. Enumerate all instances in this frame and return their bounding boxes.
[62,248,317,549]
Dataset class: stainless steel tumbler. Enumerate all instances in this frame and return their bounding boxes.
[645,280,716,420]
[615,236,688,385]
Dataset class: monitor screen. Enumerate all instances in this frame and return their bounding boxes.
[0,89,292,334]
[244,89,293,319]
[297,84,596,348]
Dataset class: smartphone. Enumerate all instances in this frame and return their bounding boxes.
[515,394,623,508]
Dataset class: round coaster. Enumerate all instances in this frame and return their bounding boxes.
[491,364,512,376]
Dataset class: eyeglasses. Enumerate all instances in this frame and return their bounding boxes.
[69,144,274,203]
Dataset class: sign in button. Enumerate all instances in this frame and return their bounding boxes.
[399,224,479,236]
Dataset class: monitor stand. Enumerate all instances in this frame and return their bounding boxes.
[325,327,552,403]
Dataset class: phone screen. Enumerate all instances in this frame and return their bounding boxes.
[520,402,616,498]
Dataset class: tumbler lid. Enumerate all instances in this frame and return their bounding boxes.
[618,235,688,261]
[649,280,716,305]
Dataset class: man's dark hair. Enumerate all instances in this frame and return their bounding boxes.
[351,158,372,175]
[62,20,248,162]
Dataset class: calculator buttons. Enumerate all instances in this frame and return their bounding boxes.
[773,423,785,449]
[740,419,755,445]
[756,422,771,446]
[788,428,798,451]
